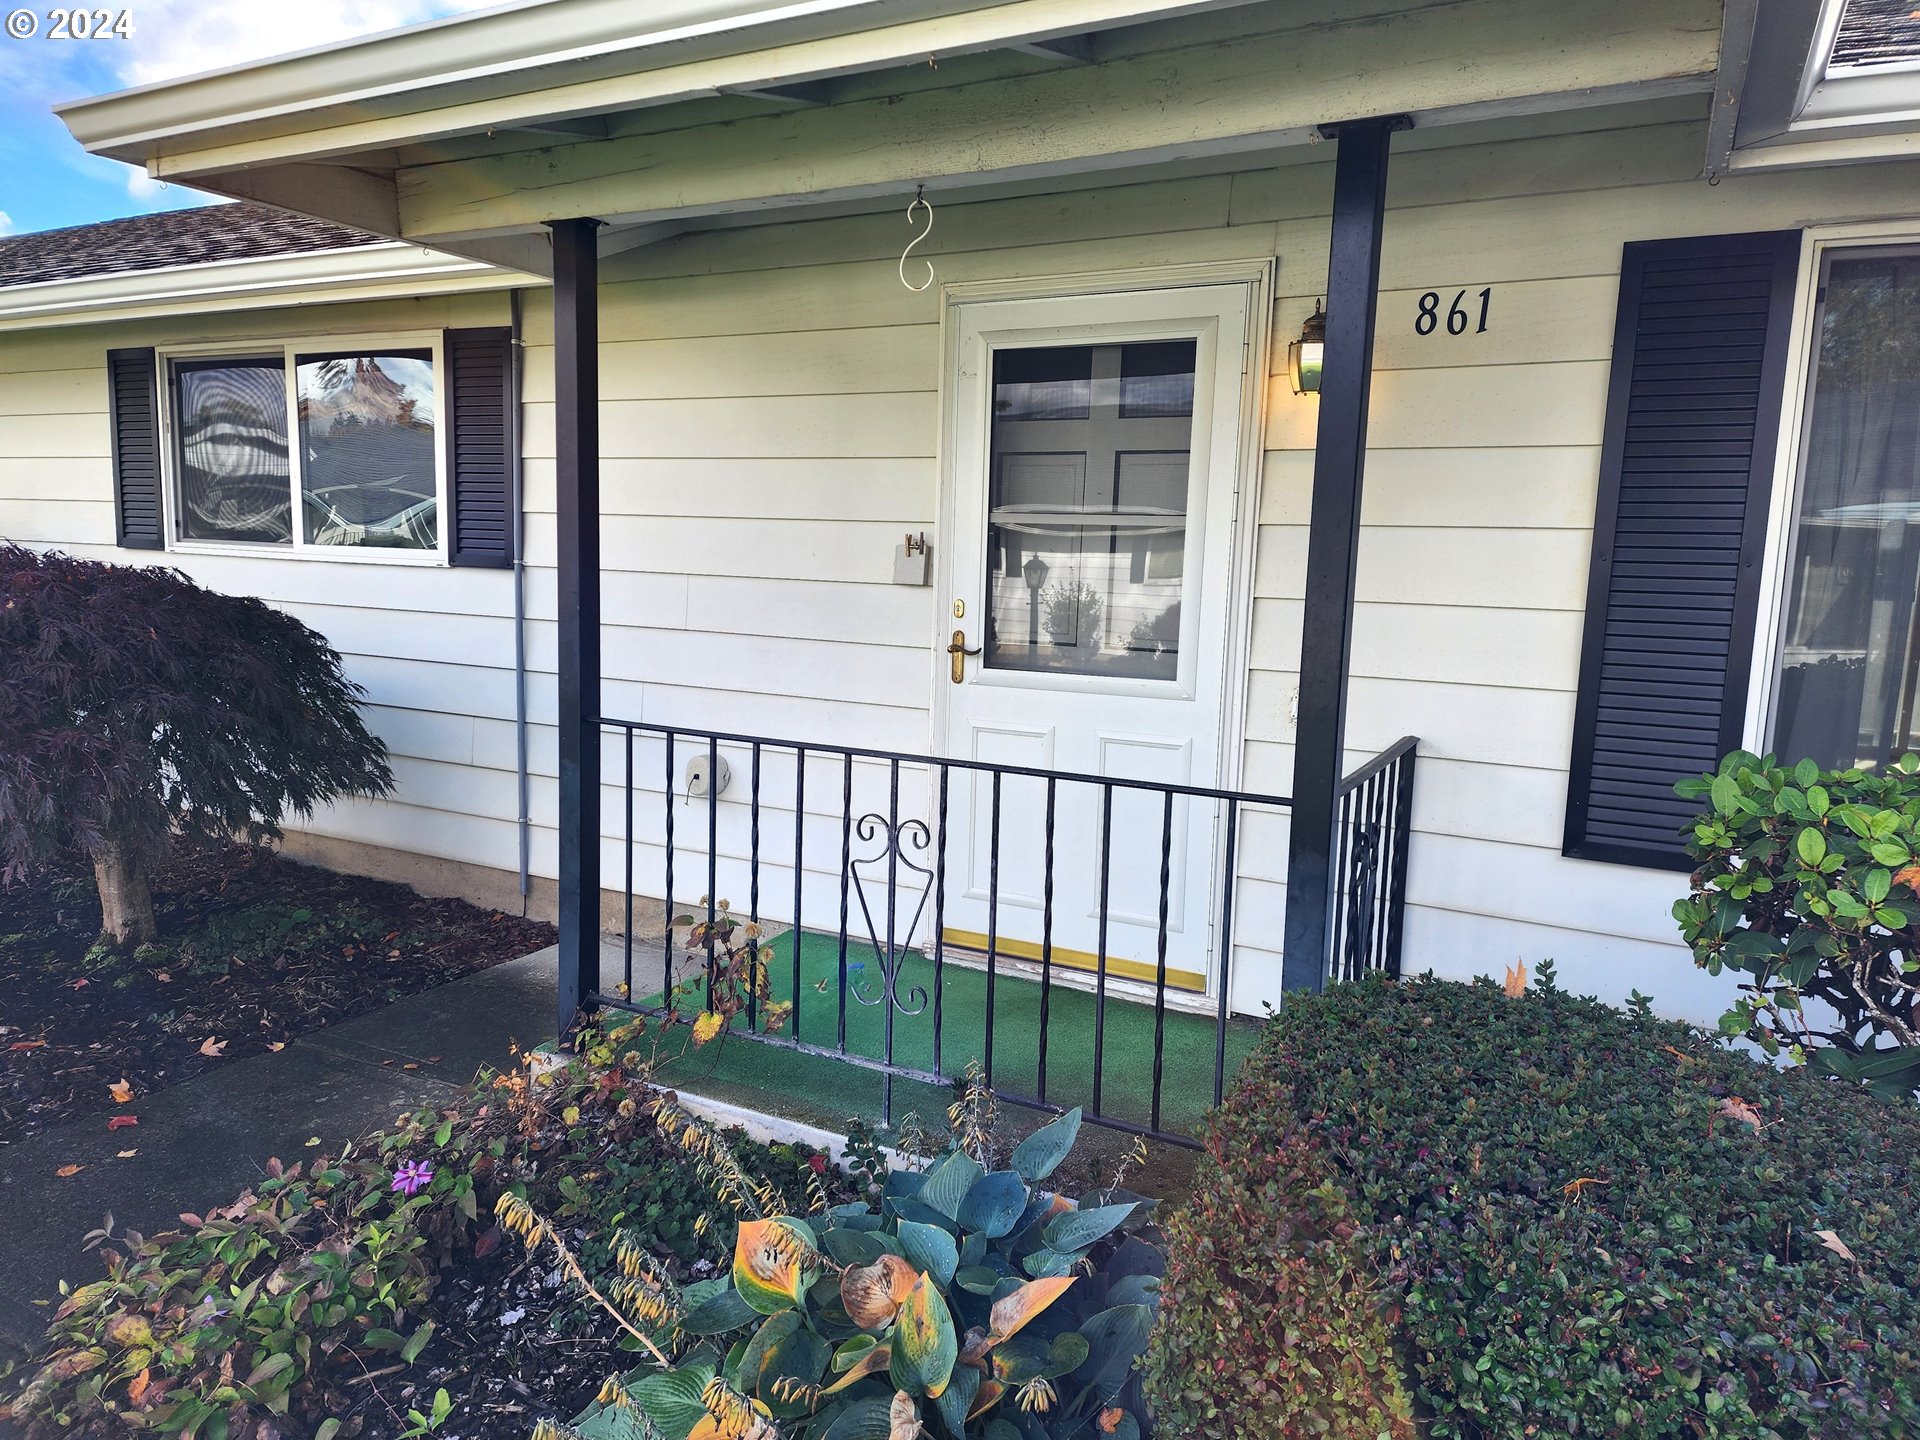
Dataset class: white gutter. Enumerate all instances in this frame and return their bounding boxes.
[0,242,537,331]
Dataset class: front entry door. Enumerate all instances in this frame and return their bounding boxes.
[938,283,1256,993]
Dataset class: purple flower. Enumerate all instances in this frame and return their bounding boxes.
[391,1160,435,1197]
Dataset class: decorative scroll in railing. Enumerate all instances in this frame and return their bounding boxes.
[1330,736,1419,985]
[588,718,1415,1146]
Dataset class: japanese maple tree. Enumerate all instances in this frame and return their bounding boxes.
[0,544,393,943]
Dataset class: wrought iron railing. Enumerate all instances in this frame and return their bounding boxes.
[1330,736,1418,984]
[588,718,1414,1145]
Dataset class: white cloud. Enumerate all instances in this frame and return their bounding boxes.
[115,0,504,88]
[0,211,14,235]
[125,169,163,200]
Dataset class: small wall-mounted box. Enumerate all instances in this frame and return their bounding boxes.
[893,531,931,586]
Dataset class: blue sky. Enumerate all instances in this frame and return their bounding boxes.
[0,0,500,237]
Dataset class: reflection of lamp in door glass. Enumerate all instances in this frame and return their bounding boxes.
[1022,553,1050,647]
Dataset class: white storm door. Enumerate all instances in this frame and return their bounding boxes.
[938,283,1253,993]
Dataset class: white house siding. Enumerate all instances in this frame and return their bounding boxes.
[7,105,1920,1026]
[0,290,527,896]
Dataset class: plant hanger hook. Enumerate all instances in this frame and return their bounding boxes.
[899,185,935,293]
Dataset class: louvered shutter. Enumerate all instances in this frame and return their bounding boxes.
[107,347,163,549]
[445,327,515,568]
[1563,231,1801,869]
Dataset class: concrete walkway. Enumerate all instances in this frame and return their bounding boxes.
[0,944,580,1357]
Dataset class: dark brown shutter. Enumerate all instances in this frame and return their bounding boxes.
[445,327,515,568]
[1563,231,1801,869]
[107,347,163,549]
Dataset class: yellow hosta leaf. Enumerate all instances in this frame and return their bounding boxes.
[733,1218,817,1314]
[988,1276,1076,1345]
[820,1345,891,1396]
[890,1272,958,1399]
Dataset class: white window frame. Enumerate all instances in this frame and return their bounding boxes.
[155,331,450,566]
[1745,222,1920,753]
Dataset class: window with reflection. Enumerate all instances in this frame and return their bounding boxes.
[984,341,1196,681]
[173,358,292,544]
[166,342,440,556]
[296,352,438,550]
[1775,249,1920,769]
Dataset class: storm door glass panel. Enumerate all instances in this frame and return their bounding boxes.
[985,340,1196,679]
[1776,251,1920,771]
[296,351,439,550]
[172,358,292,544]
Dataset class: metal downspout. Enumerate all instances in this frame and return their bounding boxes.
[510,287,531,910]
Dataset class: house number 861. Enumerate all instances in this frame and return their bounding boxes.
[1415,288,1491,336]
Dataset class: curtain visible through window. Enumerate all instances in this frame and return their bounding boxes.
[1775,250,1920,770]
[173,358,291,544]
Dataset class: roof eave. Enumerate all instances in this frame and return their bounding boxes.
[0,242,532,332]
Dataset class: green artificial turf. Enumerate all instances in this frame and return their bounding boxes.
[651,927,1260,1138]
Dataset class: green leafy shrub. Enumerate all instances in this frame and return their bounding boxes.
[1674,749,1920,1097]
[1140,1111,1412,1437]
[1145,970,1920,1439]
[517,1097,1163,1440]
[1,1024,835,1437]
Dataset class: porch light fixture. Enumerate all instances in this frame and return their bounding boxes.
[1288,300,1326,394]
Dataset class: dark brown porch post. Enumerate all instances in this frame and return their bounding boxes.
[551,218,601,1038]
[1281,116,1407,994]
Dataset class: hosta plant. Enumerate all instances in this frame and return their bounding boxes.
[513,1098,1162,1440]
[1674,749,1920,1097]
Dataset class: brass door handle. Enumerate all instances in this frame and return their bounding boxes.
[948,629,982,683]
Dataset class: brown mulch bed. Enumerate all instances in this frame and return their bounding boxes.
[0,840,556,1147]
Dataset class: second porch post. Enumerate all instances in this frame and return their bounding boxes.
[552,218,602,1038]
[1281,116,1405,994]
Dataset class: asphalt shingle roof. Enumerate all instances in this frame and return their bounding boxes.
[1831,0,1920,68]
[0,203,382,289]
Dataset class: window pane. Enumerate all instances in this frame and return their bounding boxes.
[1776,251,1920,769]
[173,359,291,544]
[985,340,1197,681]
[296,352,439,550]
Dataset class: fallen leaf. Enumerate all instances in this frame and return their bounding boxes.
[67,977,89,989]
[305,1137,322,1147]
[402,1062,419,1071]
[127,1367,151,1405]
[9,1039,47,1051]
[117,1149,138,1159]
[108,1079,135,1104]
[1717,1097,1764,1134]
[427,1055,443,1064]
[154,971,171,983]
[1503,960,1529,998]
[107,1115,139,1131]
[1815,1229,1858,1263]
[266,1042,285,1052]
[198,1037,226,1058]
[55,1164,84,1177]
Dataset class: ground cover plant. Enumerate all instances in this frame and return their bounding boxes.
[1,1020,848,1440]
[0,544,392,944]
[0,838,555,1145]
[1674,749,1920,1097]
[1143,967,1920,1439]
[516,1068,1164,1440]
